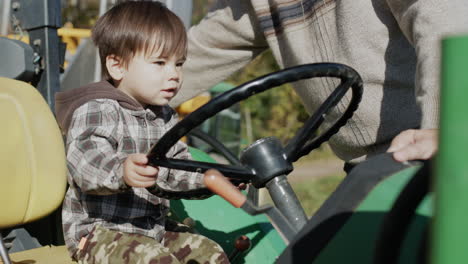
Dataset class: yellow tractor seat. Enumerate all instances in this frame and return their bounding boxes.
[0,78,73,263]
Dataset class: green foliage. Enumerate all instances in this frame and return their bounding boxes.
[291,174,344,217]
[192,0,216,25]
[227,50,308,144]
[62,1,99,28]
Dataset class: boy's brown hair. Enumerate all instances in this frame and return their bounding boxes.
[92,1,188,80]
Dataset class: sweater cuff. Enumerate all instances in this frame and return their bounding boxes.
[419,96,440,129]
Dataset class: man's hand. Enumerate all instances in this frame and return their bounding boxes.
[123,154,159,188]
[387,129,438,162]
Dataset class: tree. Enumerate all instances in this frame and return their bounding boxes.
[227,50,308,144]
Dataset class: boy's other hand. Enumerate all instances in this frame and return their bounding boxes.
[387,129,438,162]
[123,154,159,188]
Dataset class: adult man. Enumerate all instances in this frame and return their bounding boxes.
[173,0,468,165]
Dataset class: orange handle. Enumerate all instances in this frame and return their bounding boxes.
[204,169,246,208]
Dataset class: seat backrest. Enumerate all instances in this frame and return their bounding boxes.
[0,77,67,229]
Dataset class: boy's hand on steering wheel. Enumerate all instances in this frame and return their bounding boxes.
[387,129,438,162]
[123,154,159,188]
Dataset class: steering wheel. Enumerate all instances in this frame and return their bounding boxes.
[147,63,363,199]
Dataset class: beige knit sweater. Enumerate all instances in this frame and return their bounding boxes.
[174,0,468,163]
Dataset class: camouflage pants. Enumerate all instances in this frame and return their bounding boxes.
[75,225,229,264]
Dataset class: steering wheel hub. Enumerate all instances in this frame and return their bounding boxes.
[240,137,293,188]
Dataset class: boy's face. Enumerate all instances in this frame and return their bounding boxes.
[114,49,185,107]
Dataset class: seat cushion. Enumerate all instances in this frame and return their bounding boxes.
[0,245,75,264]
[0,77,67,228]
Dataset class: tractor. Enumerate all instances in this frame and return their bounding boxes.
[1,1,467,263]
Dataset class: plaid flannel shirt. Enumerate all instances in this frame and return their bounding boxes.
[62,99,204,256]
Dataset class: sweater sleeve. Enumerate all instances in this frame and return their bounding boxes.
[386,0,468,129]
[66,101,129,195]
[170,0,269,107]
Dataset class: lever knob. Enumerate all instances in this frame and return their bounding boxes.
[204,169,246,208]
[234,235,251,251]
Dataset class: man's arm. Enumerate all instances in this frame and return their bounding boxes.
[171,0,268,107]
[386,0,468,161]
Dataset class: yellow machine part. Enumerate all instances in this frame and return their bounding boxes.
[175,93,211,142]
[6,25,92,69]
[0,77,67,229]
[58,25,92,56]
[8,25,90,47]
[0,245,75,264]
[7,26,91,52]
[176,93,211,117]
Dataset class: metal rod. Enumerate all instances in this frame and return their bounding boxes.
[1,0,11,35]
[29,27,61,111]
[241,200,296,243]
[165,0,173,9]
[93,0,108,82]
[0,232,12,264]
[266,175,308,231]
[246,186,259,206]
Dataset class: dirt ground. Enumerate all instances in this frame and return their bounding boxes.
[288,158,345,182]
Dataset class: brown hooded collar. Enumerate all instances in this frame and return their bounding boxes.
[55,80,145,133]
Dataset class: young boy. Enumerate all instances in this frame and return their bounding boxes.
[55,2,229,263]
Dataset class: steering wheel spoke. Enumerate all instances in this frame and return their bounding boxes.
[285,77,362,162]
[149,158,255,180]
